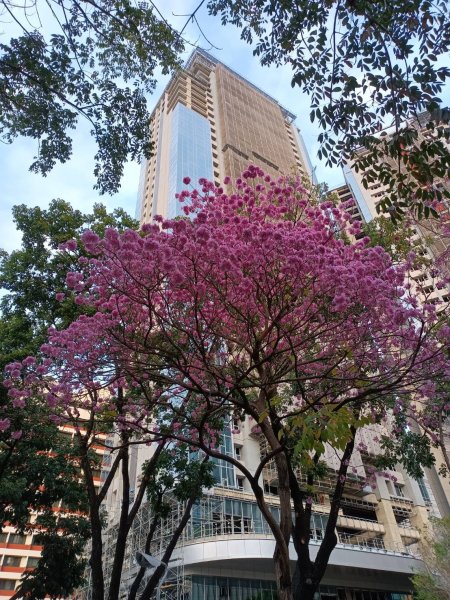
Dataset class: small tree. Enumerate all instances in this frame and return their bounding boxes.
[11,169,448,600]
[413,516,450,600]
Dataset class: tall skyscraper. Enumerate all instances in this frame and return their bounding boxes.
[136,49,313,223]
[103,49,450,600]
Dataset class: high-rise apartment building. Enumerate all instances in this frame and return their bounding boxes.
[136,49,313,223]
[328,175,450,514]
[112,49,450,600]
[342,121,450,520]
[343,114,450,285]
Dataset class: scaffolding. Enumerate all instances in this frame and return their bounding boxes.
[101,496,187,600]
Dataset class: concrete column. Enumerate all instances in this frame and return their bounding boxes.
[410,505,430,536]
[375,499,403,552]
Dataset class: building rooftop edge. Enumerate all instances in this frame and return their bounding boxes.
[149,47,297,123]
[186,48,298,122]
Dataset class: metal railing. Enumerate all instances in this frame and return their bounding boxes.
[336,533,421,558]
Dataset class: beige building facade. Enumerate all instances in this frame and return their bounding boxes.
[137,49,313,224]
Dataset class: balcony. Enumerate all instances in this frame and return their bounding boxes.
[389,495,414,508]
[337,514,385,535]
[336,532,419,559]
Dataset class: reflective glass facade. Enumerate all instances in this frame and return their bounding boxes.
[191,575,276,600]
[212,421,235,488]
[187,494,327,540]
[190,576,413,600]
[167,103,213,219]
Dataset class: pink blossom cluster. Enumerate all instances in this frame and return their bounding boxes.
[3,169,449,462]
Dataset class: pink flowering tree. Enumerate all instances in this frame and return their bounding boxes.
[6,167,450,600]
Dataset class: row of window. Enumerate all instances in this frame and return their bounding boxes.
[0,533,41,546]
[0,555,39,568]
[189,575,413,600]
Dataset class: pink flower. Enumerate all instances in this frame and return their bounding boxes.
[11,430,22,440]
[183,176,191,185]
[55,293,65,302]
[0,419,11,432]
[22,356,36,366]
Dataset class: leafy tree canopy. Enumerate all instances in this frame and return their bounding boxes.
[208,0,450,220]
[0,198,138,368]
[0,0,184,194]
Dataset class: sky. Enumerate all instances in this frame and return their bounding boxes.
[0,0,336,255]
[0,1,448,255]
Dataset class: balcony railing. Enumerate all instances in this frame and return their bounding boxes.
[336,533,420,558]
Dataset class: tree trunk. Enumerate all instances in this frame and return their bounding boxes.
[274,544,294,600]
[291,520,316,600]
[107,439,130,600]
[80,446,105,600]
[294,578,319,600]
[257,404,294,600]
[128,496,162,600]
[89,505,105,600]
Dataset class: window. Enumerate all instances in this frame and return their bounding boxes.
[393,484,405,498]
[417,478,431,503]
[0,533,7,544]
[233,516,242,533]
[264,482,279,495]
[236,476,244,490]
[0,580,16,590]
[8,534,27,545]
[223,514,232,535]
[310,528,324,541]
[27,557,40,568]
[212,512,222,535]
[3,556,21,567]
[234,446,241,460]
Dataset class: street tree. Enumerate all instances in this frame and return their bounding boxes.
[7,169,449,600]
[208,0,450,220]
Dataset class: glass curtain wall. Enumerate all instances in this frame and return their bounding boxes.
[167,103,213,219]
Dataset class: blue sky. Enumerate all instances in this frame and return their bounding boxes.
[1,0,448,254]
